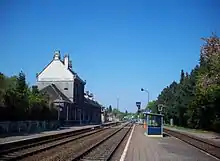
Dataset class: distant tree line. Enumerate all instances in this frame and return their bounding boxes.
[0,72,57,121]
[104,105,130,120]
[147,34,220,132]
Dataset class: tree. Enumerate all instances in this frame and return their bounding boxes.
[190,34,220,130]
[16,71,28,93]
[0,73,17,105]
[32,85,40,95]
[152,34,220,132]
[146,101,157,113]
[0,72,57,121]
[15,71,29,120]
[0,73,6,105]
[108,105,112,113]
[112,108,119,116]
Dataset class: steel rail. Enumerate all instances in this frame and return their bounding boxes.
[71,123,132,161]
[0,128,106,161]
[164,128,220,159]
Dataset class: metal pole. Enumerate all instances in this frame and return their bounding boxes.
[117,97,119,110]
[58,107,60,121]
[144,89,150,106]
[141,88,150,111]
[79,109,81,125]
[66,105,69,121]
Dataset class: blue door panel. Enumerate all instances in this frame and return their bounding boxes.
[148,127,161,135]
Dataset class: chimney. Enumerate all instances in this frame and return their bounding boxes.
[54,50,60,60]
[69,60,72,69]
[64,54,69,69]
[90,93,94,100]
[86,91,90,96]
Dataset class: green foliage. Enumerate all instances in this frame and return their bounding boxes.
[16,71,28,93]
[153,34,220,132]
[0,73,17,105]
[112,108,120,116]
[108,105,112,113]
[146,100,157,113]
[0,71,57,121]
[104,105,132,121]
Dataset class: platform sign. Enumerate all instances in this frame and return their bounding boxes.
[136,102,141,113]
[158,104,165,114]
[136,101,141,107]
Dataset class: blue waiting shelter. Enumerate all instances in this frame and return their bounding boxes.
[143,112,164,137]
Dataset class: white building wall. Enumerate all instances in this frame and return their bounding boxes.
[37,60,74,82]
[37,55,76,101]
[36,51,85,108]
[37,81,74,102]
[101,113,105,123]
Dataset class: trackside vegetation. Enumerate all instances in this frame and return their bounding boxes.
[0,72,57,121]
[146,34,220,132]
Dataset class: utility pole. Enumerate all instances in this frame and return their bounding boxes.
[117,97,119,110]
[141,88,150,111]
[116,97,119,121]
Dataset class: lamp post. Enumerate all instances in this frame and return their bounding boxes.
[141,88,150,110]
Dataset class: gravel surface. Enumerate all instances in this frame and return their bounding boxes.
[110,127,132,161]
[0,125,99,144]
[79,125,131,161]
[0,129,102,161]
[19,128,120,161]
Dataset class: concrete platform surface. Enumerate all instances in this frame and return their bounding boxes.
[124,125,218,161]
[165,126,220,144]
[0,124,99,144]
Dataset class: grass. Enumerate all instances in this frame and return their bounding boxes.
[164,124,210,134]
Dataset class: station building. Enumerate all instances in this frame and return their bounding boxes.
[36,51,101,125]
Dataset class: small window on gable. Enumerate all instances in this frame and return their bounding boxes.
[64,88,68,90]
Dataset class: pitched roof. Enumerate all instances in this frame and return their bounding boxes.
[68,68,86,84]
[68,67,76,75]
[40,84,71,103]
[37,54,85,84]
[84,97,101,107]
[37,59,54,78]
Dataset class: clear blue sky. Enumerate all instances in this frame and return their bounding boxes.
[0,0,220,112]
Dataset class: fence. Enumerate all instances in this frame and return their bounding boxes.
[0,121,60,135]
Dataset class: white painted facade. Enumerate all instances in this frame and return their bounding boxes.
[36,51,85,103]
[36,50,101,124]
[37,53,74,82]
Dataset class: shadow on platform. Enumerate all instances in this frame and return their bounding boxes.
[163,133,170,137]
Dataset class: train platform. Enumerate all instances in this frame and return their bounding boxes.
[0,122,116,144]
[122,125,218,161]
[165,126,220,144]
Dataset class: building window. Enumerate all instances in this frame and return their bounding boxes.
[64,87,68,90]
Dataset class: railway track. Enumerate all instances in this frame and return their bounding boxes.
[72,123,132,161]
[164,128,220,159]
[0,122,120,154]
[0,128,105,161]
[0,123,127,161]
[0,126,101,154]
